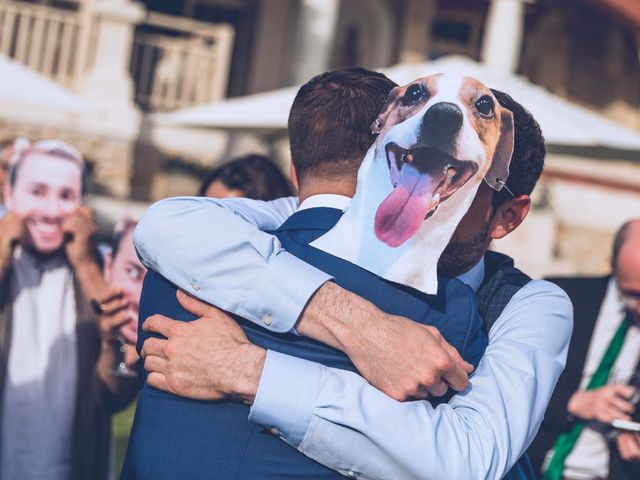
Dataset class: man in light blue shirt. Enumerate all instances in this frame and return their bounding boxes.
[136,80,573,479]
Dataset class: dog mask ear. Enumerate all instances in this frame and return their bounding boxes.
[370,87,401,134]
[484,108,514,191]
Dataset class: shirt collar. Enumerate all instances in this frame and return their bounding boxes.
[608,277,627,315]
[456,258,485,292]
[298,194,351,212]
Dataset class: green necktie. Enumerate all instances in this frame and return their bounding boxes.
[543,313,631,480]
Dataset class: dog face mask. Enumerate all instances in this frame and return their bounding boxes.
[311,74,514,294]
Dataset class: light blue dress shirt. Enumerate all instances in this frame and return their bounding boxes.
[134,195,574,480]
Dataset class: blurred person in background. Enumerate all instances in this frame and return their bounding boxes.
[198,153,292,200]
[529,219,640,479]
[0,138,15,217]
[0,139,139,480]
[102,218,147,370]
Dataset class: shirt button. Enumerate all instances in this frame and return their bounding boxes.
[263,314,273,326]
[270,427,280,436]
[191,283,200,291]
[346,471,358,478]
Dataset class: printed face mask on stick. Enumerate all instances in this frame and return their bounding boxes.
[311,74,514,294]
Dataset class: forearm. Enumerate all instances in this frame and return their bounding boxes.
[253,343,564,480]
[134,196,330,332]
[250,281,573,479]
[296,282,381,352]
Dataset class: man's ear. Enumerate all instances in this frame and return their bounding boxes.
[490,194,531,240]
[289,163,299,194]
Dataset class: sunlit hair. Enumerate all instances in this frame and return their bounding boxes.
[7,138,88,195]
[110,217,138,259]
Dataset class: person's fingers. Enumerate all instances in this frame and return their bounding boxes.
[120,324,138,345]
[141,337,167,359]
[102,297,130,315]
[601,406,631,423]
[147,372,168,392]
[176,290,218,318]
[99,288,125,305]
[610,396,636,415]
[144,354,169,374]
[102,311,133,332]
[142,314,176,338]
[628,433,640,459]
[443,364,470,392]
[618,433,632,457]
[78,206,94,221]
[441,340,474,375]
[431,345,468,392]
[617,433,640,461]
[427,379,449,398]
[612,384,638,400]
[410,384,430,401]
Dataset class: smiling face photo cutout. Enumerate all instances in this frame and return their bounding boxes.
[311,74,514,293]
[4,140,84,255]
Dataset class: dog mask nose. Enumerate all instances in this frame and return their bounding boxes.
[421,102,463,138]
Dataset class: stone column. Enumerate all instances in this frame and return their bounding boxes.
[77,0,146,198]
[289,0,340,85]
[481,0,529,75]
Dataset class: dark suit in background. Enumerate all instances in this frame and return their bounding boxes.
[528,276,640,479]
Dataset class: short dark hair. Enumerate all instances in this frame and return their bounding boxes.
[288,68,397,183]
[198,154,293,200]
[490,89,546,209]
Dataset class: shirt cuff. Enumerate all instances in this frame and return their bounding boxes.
[248,350,323,447]
[239,251,333,333]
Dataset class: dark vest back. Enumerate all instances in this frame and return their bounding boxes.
[478,250,532,332]
[123,209,532,480]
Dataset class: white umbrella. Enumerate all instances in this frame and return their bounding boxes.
[0,54,89,113]
[152,86,298,133]
[154,55,640,152]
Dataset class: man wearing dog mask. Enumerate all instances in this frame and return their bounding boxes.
[131,69,572,479]
[0,140,138,480]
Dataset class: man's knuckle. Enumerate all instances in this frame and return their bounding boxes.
[168,323,183,338]
[439,356,454,372]
[162,341,176,357]
[422,373,436,386]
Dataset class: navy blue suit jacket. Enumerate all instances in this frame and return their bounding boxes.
[122,207,487,480]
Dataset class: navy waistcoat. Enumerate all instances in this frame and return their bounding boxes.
[122,207,495,480]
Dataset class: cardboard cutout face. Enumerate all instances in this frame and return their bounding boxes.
[5,152,82,254]
[104,226,147,344]
[311,74,514,293]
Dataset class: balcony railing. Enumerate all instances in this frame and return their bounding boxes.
[0,0,88,89]
[0,1,235,112]
[130,12,234,112]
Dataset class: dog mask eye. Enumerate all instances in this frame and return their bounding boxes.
[475,96,495,116]
[401,84,426,106]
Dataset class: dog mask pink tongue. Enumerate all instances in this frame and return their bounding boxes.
[375,164,436,247]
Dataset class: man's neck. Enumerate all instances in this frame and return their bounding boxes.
[298,182,355,204]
